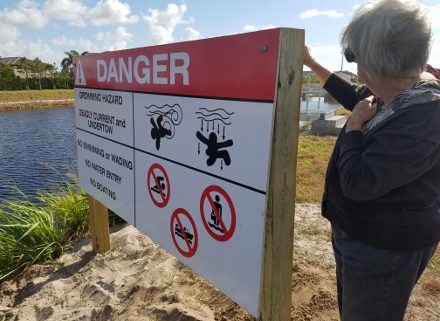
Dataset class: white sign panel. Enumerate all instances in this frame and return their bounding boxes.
[76,91,274,316]
[132,93,274,316]
[74,28,286,318]
[75,88,134,146]
[76,130,135,225]
[133,94,274,192]
[134,152,267,316]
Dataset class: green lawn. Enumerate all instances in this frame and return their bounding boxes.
[0,89,73,102]
[296,135,336,203]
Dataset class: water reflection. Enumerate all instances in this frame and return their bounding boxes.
[0,106,77,201]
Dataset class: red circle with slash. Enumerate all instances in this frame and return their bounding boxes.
[200,185,236,242]
[147,163,170,208]
[170,208,198,258]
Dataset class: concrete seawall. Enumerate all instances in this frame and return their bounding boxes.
[0,99,74,112]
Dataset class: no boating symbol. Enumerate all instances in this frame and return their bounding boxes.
[200,185,236,242]
[170,208,198,258]
[147,163,170,208]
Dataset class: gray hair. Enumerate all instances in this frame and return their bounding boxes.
[341,0,432,82]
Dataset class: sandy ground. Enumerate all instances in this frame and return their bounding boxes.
[0,204,438,321]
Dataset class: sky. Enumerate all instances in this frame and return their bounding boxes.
[1,0,439,74]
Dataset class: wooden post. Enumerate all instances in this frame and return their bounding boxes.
[88,195,111,253]
[259,28,304,321]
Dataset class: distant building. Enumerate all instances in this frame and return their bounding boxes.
[0,56,52,79]
[303,69,358,83]
[0,57,26,78]
[337,70,358,83]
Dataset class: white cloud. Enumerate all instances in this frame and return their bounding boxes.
[299,9,343,19]
[0,39,60,66]
[77,39,95,54]
[0,1,201,66]
[143,3,190,44]
[27,40,58,62]
[430,34,440,67]
[89,0,139,26]
[182,27,200,41]
[309,45,341,56]
[52,35,76,47]
[0,22,20,41]
[74,26,134,56]
[0,0,48,29]
[427,4,440,30]
[43,0,87,26]
[148,25,174,44]
[428,4,440,67]
[243,24,277,32]
[94,26,133,51]
[304,44,358,73]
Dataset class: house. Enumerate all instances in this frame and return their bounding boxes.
[0,56,53,79]
[0,57,26,78]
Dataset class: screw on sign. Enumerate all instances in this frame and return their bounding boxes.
[147,163,170,208]
[170,208,198,258]
[200,185,236,242]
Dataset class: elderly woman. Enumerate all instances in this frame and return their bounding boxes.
[303,1,439,320]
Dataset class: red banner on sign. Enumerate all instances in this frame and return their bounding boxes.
[73,29,280,101]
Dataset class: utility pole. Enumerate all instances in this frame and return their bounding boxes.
[339,53,344,77]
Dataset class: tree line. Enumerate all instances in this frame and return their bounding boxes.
[0,50,88,91]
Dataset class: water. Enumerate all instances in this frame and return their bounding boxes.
[300,96,339,113]
[0,106,77,201]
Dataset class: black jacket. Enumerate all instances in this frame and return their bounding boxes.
[322,74,440,251]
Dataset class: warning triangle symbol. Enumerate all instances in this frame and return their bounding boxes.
[75,60,87,86]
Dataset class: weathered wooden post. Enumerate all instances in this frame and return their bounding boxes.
[259,28,304,321]
[87,195,110,253]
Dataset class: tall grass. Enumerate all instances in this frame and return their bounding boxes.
[0,184,88,281]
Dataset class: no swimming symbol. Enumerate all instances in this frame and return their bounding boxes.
[200,185,236,242]
[147,163,170,208]
[170,208,198,258]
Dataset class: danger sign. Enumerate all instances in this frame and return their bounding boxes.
[76,28,303,319]
[200,185,236,242]
[147,163,171,208]
[170,208,198,258]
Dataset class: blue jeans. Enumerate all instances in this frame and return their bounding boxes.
[332,225,438,321]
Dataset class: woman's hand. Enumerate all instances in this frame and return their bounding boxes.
[346,96,376,132]
[303,45,315,68]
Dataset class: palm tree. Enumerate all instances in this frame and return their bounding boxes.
[50,62,57,89]
[20,58,33,90]
[32,58,45,90]
[60,50,89,70]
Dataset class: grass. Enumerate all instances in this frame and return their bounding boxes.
[0,184,88,281]
[296,135,337,203]
[0,89,73,102]
[335,106,352,117]
[418,244,440,298]
[428,247,440,274]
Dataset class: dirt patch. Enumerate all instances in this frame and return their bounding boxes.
[0,204,438,321]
